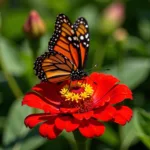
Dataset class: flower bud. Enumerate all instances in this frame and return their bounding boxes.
[23,10,46,38]
[113,28,128,42]
[99,2,125,35]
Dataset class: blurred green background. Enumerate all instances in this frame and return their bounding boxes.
[0,0,150,149]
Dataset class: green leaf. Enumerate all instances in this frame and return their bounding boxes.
[97,124,119,147]
[119,119,138,150]
[124,36,147,56]
[2,99,32,147]
[61,131,77,150]
[107,57,150,89]
[20,126,46,150]
[138,19,150,41]
[133,108,150,149]
[0,36,25,76]
[2,99,46,150]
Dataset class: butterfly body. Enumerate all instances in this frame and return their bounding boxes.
[71,69,87,81]
[34,14,90,83]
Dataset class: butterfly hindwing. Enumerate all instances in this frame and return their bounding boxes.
[73,17,90,68]
[48,14,80,68]
[34,51,76,83]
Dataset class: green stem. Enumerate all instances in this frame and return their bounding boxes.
[73,130,88,150]
[0,45,23,99]
[95,35,109,70]
[28,37,41,60]
[116,41,124,77]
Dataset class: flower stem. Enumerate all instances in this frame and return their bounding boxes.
[116,41,124,77]
[0,43,23,99]
[28,38,41,60]
[95,35,109,70]
[73,130,89,150]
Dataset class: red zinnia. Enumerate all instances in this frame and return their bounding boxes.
[22,72,133,139]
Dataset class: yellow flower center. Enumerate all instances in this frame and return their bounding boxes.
[60,82,94,103]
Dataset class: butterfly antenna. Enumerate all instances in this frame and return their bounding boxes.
[86,64,98,73]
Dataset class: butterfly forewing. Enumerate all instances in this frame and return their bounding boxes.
[34,51,76,83]
[48,14,80,68]
[73,17,90,68]
[34,14,90,83]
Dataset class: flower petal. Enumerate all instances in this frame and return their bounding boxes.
[39,119,61,140]
[22,92,60,114]
[79,119,105,138]
[90,73,120,107]
[73,111,93,120]
[32,82,62,105]
[24,113,52,128]
[93,105,116,121]
[113,106,133,125]
[60,107,79,113]
[109,84,133,104]
[55,116,80,132]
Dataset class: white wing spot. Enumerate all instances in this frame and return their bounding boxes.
[71,30,74,34]
[73,36,77,40]
[85,25,88,28]
[68,37,72,41]
[85,33,89,39]
[80,35,84,40]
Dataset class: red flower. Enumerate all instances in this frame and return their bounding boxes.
[22,72,133,139]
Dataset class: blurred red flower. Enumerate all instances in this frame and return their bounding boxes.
[22,72,133,139]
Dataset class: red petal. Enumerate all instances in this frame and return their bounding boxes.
[73,111,93,120]
[39,119,61,140]
[109,84,133,104]
[94,105,116,121]
[90,73,120,107]
[60,107,79,113]
[79,119,105,138]
[113,106,133,125]
[32,82,61,105]
[22,92,60,114]
[55,116,80,132]
[24,113,52,128]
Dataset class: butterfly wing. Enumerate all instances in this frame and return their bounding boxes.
[73,17,90,68]
[34,51,76,83]
[48,14,81,68]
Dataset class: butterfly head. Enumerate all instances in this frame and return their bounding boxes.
[71,70,87,81]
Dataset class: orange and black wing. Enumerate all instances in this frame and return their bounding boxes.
[48,14,81,68]
[34,51,76,83]
[73,17,90,68]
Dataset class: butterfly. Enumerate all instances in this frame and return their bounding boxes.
[34,14,90,83]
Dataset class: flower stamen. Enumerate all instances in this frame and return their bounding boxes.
[60,82,94,103]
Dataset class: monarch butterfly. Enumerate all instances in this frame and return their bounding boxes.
[34,14,90,83]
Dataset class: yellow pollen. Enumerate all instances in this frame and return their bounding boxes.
[60,82,94,103]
